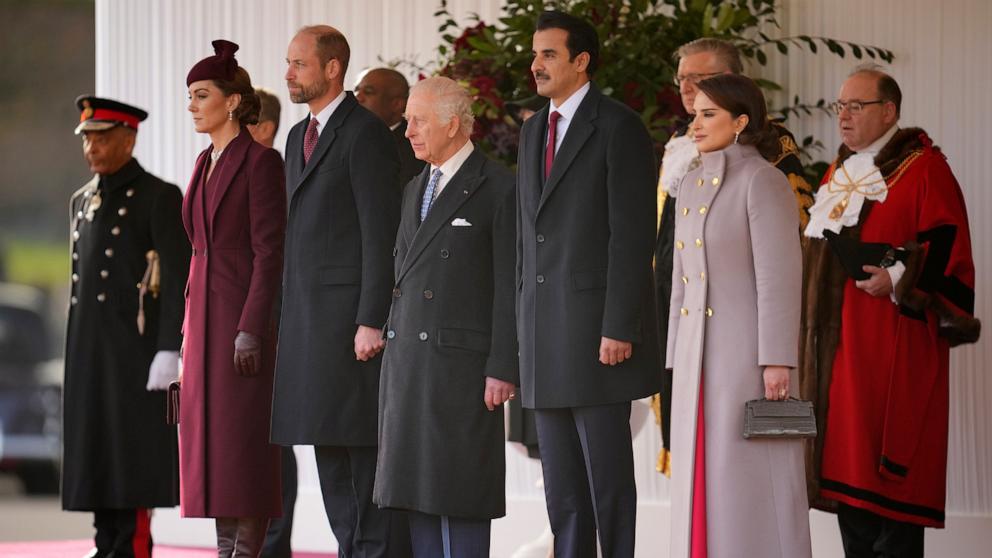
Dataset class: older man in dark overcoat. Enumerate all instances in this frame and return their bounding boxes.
[372,76,517,558]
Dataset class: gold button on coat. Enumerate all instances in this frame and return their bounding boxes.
[712,177,720,186]
[700,271,706,280]
[681,276,688,284]
[696,178,703,187]
[706,307,714,317]
[100,270,109,279]
[105,248,114,257]
[682,207,689,216]
[695,238,703,247]
[118,207,127,216]
[111,226,121,236]
[680,307,688,316]
[699,206,707,214]
[96,293,107,302]
[676,240,684,250]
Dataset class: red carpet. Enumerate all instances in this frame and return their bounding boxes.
[0,539,335,557]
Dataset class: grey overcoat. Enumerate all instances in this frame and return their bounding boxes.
[373,149,518,520]
[666,144,811,558]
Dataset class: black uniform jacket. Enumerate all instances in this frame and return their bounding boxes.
[374,148,517,519]
[516,83,661,409]
[63,158,190,510]
[271,93,400,446]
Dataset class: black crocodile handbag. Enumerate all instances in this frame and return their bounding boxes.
[743,397,816,439]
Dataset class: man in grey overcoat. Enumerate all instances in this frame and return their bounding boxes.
[373,76,517,558]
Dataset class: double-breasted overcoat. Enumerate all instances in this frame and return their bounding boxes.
[666,143,810,558]
[373,149,518,520]
[63,158,189,511]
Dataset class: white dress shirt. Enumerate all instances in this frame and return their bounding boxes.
[547,81,591,155]
[309,90,347,136]
[430,140,475,200]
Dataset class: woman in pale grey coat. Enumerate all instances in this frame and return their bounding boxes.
[666,74,811,558]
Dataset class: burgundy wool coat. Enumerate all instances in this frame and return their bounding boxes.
[179,131,287,518]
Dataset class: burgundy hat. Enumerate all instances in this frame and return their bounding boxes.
[186,39,240,86]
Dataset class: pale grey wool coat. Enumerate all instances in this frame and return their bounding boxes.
[666,143,811,558]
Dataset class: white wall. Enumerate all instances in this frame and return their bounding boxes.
[96,1,991,555]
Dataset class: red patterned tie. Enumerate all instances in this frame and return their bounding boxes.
[303,116,319,164]
[544,111,561,181]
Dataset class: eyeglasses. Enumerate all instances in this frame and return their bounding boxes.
[829,99,886,115]
[674,72,723,87]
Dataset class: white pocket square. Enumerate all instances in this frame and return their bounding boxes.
[451,218,473,227]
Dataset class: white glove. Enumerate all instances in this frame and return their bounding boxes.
[147,350,180,391]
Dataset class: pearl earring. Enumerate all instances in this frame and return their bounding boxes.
[228,110,233,121]
[734,131,740,144]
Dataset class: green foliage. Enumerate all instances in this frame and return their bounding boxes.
[3,238,70,291]
[420,0,894,171]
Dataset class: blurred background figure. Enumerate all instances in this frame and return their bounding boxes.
[355,67,424,186]
[63,96,189,558]
[181,40,287,557]
[248,86,299,558]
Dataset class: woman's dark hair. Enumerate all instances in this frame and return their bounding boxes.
[536,10,600,76]
[696,74,779,159]
[214,66,260,126]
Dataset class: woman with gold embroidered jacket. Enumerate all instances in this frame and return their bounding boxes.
[666,74,811,558]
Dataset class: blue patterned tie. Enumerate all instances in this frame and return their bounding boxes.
[420,167,443,222]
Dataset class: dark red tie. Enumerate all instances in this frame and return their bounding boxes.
[303,116,319,164]
[544,111,561,180]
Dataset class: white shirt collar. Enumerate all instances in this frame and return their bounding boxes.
[857,124,899,155]
[310,90,347,134]
[432,140,475,179]
[548,81,591,121]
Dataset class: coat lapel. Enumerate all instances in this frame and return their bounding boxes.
[291,93,359,198]
[522,108,546,213]
[183,149,210,240]
[396,150,487,283]
[207,131,251,229]
[538,85,600,213]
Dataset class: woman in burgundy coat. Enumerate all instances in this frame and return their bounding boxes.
[180,40,286,556]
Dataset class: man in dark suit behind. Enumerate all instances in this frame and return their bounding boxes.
[270,25,400,558]
[516,11,661,557]
[355,67,424,187]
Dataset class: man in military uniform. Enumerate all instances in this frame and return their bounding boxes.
[652,38,815,476]
[63,96,190,558]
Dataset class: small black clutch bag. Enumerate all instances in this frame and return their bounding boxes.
[743,398,817,439]
[822,229,906,281]
[166,381,181,425]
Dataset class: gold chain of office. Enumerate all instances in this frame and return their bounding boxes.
[826,149,923,220]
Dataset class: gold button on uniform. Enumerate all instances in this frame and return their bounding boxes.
[96,293,107,303]
[118,207,127,216]
[696,178,703,187]
[681,276,688,284]
[706,307,714,317]
[699,206,707,214]
[682,207,689,216]
[712,177,720,186]
[680,307,688,316]
[100,270,109,279]
[105,248,114,258]
[700,271,706,280]
[695,238,703,247]
[111,226,121,236]
[676,240,684,250]
[126,188,135,197]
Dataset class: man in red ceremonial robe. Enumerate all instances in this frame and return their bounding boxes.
[801,65,980,557]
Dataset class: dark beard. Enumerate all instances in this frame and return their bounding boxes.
[289,78,329,104]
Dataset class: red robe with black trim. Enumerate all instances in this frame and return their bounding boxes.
[817,129,978,527]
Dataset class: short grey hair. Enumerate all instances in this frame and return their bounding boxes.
[410,76,475,137]
[676,38,744,74]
